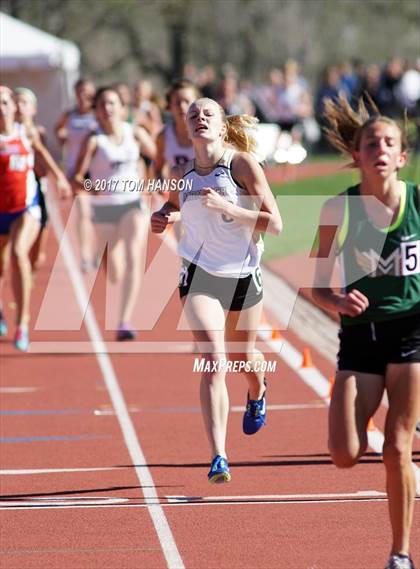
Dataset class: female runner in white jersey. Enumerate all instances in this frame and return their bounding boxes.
[72,86,156,341]
[154,80,200,180]
[151,97,282,482]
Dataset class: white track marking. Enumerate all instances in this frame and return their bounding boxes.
[30,342,195,353]
[166,491,386,502]
[1,497,128,507]
[230,403,325,412]
[46,198,184,569]
[0,467,120,475]
[3,493,409,511]
[0,387,38,393]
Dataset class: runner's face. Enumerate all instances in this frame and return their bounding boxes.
[96,91,122,123]
[76,84,95,111]
[355,121,407,178]
[186,99,226,143]
[169,88,197,123]
[16,94,36,122]
[0,90,16,122]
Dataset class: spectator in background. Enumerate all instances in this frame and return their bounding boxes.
[273,59,312,132]
[357,64,383,113]
[339,61,361,100]
[315,65,348,151]
[182,62,199,84]
[217,69,255,117]
[396,59,420,116]
[315,65,346,119]
[377,56,405,118]
[132,79,163,139]
[250,68,284,124]
[197,65,218,100]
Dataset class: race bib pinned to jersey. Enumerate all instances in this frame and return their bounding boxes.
[401,240,420,276]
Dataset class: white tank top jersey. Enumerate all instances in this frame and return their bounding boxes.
[89,122,141,206]
[163,122,195,167]
[64,110,97,177]
[178,149,264,278]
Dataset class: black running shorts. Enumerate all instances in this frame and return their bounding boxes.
[337,311,420,375]
[178,260,263,312]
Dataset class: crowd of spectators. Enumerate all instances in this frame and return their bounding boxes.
[180,56,420,152]
[105,56,419,154]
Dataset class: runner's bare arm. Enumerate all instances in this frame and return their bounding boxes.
[71,134,98,194]
[29,129,71,198]
[202,152,282,235]
[152,130,166,180]
[150,164,182,232]
[134,126,157,161]
[312,196,369,317]
[54,111,70,145]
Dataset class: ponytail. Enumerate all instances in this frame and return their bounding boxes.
[323,94,408,160]
[225,114,258,153]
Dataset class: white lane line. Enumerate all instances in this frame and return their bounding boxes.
[0,467,121,475]
[166,490,386,502]
[0,387,38,393]
[30,342,195,353]
[230,403,325,412]
[2,496,404,511]
[46,198,184,569]
[1,497,128,507]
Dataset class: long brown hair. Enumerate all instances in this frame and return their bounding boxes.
[323,94,408,161]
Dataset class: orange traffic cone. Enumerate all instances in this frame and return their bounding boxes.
[367,417,375,431]
[271,328,282,340]
[328,375,335,397]
[260,310,271,332]
[301,347,313,368]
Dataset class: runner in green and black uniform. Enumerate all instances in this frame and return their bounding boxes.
[312,95,419,569]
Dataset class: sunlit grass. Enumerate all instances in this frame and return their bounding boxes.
[263,154,419,260]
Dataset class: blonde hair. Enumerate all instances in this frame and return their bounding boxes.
[323,94,408,160]
[192,98,258,153]
[225,113,258,153]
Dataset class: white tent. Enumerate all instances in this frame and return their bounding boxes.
[0,11,80,156]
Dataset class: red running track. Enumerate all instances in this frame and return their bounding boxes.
[0,196,419,569]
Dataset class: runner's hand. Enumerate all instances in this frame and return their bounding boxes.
[56,175,72,199]
[202,188,230,214]
[337,289,369,317]
[151,211,170,233]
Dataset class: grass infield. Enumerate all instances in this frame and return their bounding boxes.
[264,154,420,260]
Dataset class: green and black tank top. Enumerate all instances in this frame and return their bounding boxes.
[337,181,420,326]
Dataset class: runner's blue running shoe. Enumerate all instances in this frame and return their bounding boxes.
[207,455,231,484]
[243,379,267,435]
[14,327,29,352]
[0,312,7,337]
